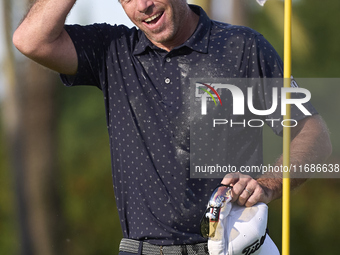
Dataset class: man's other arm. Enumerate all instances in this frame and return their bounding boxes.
[13,0,78,75]
[222,114,332,206]
[257,115,332,202]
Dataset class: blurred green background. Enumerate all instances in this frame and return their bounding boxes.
[0,0,339,254]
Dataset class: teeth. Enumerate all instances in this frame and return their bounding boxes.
[145,13,161,23]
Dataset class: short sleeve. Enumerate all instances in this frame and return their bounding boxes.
[249,35,318,135]
[247,34,283,78]
[60,23,131,90]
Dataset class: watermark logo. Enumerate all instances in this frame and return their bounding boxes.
[197,83,223,107]
[195,82,312,117]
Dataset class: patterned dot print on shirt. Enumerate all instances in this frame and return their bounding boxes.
[60,5,317,245]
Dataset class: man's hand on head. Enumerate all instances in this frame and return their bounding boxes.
[221,173,275,207]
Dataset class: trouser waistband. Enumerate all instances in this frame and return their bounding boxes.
[119,238,209,255]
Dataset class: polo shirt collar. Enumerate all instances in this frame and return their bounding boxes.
[133,5,211,55]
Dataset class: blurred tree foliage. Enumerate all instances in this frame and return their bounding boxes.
[0,119,17,254]
[1,0,339,254]
[56,84,122,254]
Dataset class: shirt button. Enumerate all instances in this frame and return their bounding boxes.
[165,78,171,84]
[166,57,171,63]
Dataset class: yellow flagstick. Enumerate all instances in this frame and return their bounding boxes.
[282,0,292,255]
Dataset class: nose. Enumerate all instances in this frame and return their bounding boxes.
[136,0,153,13]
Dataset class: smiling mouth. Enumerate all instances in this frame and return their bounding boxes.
[144,12,163,25]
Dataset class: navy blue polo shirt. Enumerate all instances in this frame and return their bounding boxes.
[60,5,316,245]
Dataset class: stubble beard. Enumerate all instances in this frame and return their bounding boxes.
[145,5,187,48]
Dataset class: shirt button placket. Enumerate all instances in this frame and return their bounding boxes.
[164,57,171,84]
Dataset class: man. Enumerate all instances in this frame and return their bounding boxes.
[13,0,332,254]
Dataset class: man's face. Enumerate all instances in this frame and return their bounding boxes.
[120,0,191,50]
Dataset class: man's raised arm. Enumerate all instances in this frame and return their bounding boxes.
[13,0,78,75]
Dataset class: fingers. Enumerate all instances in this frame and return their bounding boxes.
[221,173,268,207]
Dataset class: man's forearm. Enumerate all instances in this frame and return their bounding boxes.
[13,0,78,74]
[13,0,76,57]
[257,115,332,201]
